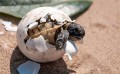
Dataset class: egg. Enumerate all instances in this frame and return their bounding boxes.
[16,7,74,63]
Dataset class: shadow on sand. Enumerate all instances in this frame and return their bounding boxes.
[10,46,76,74]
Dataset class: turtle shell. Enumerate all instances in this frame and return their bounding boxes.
[25,13,68,45]
[17,7,72,62]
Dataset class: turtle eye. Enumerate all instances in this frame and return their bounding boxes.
[75,28,79,33]
[68,28,79,37]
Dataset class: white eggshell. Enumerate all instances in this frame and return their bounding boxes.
[26,35,48,52]
[16,7,72,63]
[65,40,78,55]
[40,17,46,23]
[28,22,38,29]
[64,40,78,60]
[17,61,40,74]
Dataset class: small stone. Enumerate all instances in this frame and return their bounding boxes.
[97,68,100,71]
[0,32,4,35]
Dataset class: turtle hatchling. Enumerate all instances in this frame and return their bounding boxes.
[17,7,85,62]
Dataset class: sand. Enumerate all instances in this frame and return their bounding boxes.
[0,0,120,74]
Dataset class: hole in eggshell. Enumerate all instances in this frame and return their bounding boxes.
[24,13,71,45]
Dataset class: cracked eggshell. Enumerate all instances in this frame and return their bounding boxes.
[16,7,72,63]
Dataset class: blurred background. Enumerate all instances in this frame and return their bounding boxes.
[0,0,120,74]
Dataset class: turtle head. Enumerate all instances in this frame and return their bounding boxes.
[67,22,85,43]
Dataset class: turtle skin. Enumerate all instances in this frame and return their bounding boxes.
[54,27,69,50]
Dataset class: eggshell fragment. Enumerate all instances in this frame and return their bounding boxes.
[26,35,48,52]
[28,22,38,29]
[64,40,78,60]
[40,17,46,23]
[17,61,40,74]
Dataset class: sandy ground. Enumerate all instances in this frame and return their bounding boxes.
[0,0,120,74]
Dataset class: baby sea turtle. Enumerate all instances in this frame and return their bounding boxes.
[24,13,85,50]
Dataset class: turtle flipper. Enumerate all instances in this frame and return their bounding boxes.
[55,28,69,50]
